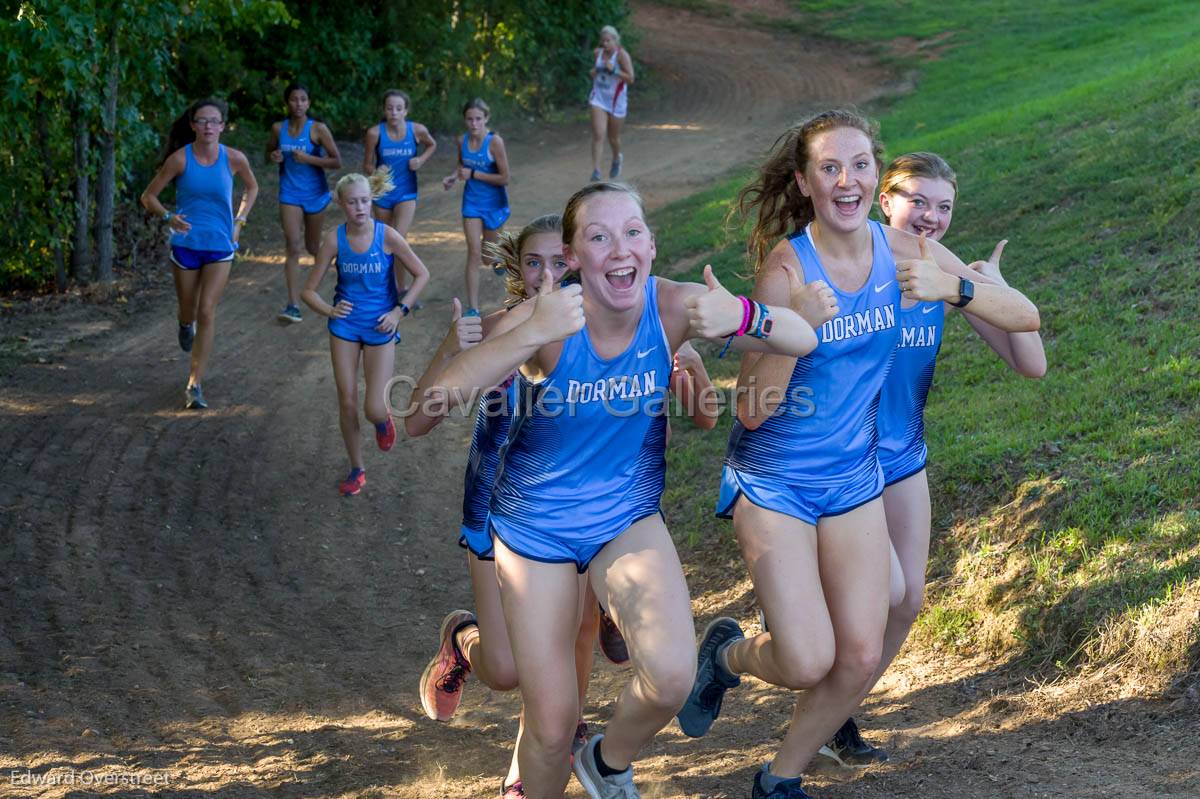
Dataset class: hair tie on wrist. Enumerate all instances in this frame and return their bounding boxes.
[735,295,753,337]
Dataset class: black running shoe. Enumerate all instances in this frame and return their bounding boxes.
[817,717,889,767]
[751,765,812,798]
[676,617,743,738]
[178,321,196,352]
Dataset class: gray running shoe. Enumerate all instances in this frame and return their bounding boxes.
[184,384,208,410]
[590,169,602,182]
[676,617,743,737]
[573,735,639,799]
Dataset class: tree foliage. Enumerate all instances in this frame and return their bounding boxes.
[2,0,627,291]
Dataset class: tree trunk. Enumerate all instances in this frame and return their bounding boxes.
[72,120,92,283]
[36,93,68,292]
[94,21,118,284]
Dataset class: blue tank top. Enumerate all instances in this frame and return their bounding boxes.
[171,144,234,251]
[490,277,672,538]
[377,122,418,197]
[278,118,328,198]
[334,221,397,319]
[877,300,944,466]
[461,379,517,533]
[461,132,508,212]
[725,220,901,482]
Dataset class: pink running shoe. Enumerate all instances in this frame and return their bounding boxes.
[501,780,526,798]
[597,604,630,665]
[338,468,366,497]
[375,417,397,451]
[419,610,476,721]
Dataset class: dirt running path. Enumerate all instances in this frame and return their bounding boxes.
[1,2,1195,798]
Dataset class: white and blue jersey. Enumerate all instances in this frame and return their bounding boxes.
[459,379,517,559]
[719,220,901,524]
[375,122,419,208]
[489,277,672,571]
[278,118,331,214]
[877,300,943,485]
[171,144,234,254]
[328,221,400,347]
[460,132,510,231]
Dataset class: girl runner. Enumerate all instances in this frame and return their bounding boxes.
[587,25,635,182]
[407,214,719,797]
[364,89,437,290]
[815,151,1047,767]
[441,98,510,314]
[674,111,1041,799]
[267,82,342,324]
[423,182,817,799]
[140,97,259,410]
[301,169,429,496]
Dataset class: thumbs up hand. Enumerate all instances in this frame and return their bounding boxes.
[685,264,744,338]
[966,239,1009,287]
[896,233,957,303]
[527,266,585,344]
[782,263,838,328]
[452,298,484,351]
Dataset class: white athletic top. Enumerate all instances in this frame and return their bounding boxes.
[589,48,628,119]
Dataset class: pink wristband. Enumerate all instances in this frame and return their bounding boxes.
[735,295,753,337]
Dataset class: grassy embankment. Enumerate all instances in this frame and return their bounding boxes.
[653,0,1200,691]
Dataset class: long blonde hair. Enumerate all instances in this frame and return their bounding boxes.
[335,166,395,200]
[484,214,566,307]
[734,109,883,272]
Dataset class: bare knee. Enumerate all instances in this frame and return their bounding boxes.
[892,585,925,629]
[638,654,696,713]
[774,643,835,690]
[196,303,218,327]
[338,393,359,419]
[524,702,579,760]
[475,652,519,692]
[829,641,883,694]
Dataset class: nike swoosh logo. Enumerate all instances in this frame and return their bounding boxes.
[874,281,893,293]
[922,305,938,314]
[637,347,656,358]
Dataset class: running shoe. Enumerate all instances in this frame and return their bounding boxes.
[573,735,639,799]
[178,321,196,352]
[676,617,743,738]
[277,304,302,324]
[572,718,589,756]
[590,169,602,183]
[184,384,208,410]
[501,780,526,798]
[597,605,630,665]
[817,717,889,767]
[751,765,812,798]
[609,154,623,179]
[419,609,476,721]
[375,417,397,452]
[338,468,366,497]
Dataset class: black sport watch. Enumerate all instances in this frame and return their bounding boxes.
[950,277,975,308]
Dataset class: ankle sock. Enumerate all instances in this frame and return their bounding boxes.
[716,639,736,678]
[758,763,795,792]
[593,739,629,777]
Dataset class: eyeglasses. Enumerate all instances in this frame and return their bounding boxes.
[193,117,224,127]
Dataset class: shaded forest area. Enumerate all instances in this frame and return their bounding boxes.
[1,0,627,291]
